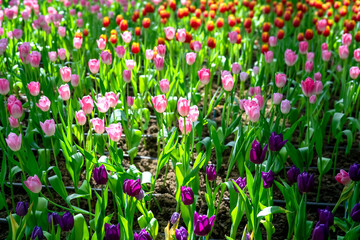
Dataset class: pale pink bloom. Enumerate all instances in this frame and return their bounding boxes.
[8,116,19,128]
[121,31,132,43]
[57,84,70,101]
[240,72,248,82]
[159,79,169,94]
[105,92,119,108]
[309,95,316,104]
[304,61,313,73]
[269,36,277,47]
[280,100,291,114]
[24,175,42,193]
[177,97,190,117]
[91,118,105,134]
[342,33,352,46]
[321,50,331,61]
[275,73,286,88]
[321,42,328,51]
[228,31,237,44]
[36,96,51,112]
[336,64,343,72]
[198,68,210,84]
[40,119,56,136]
[253,66,259,75]
[58,26,66,37]
[13,29,23,39]
[73,36,83,49]
[186,52,196,65]
[125,59,136,70]
[354,49,360,62]
[338,45,349,59]
[248,87,254,96]
[284,49,298,66]
[95,96,110,113]
[6,132,22,151]
[7,95,23,119]
[231,62,241,74]
[239,99,246,110]
[127,96,135,107]
[222,74,234,91]
[48,51,57,62]
[273,93,283,105]
[100,51,112,65]
[192,41,202,52]
[317,19,327,32]
[123,70,131,83]
[157,44,166,57]
[106,123,123,142]
[264,51,273,63]
[69,9,76,15]
[60,66,72,82]
[179,117,192,135]
[307,52,314,62]
[115,46,126,58]
[164,27,175,40]
[76,18,83,27]
[154,56,164,70]
[177,28,186,42]
[188,106,199,122]
[254,95,264,109]
[298,41,308,54]
[0,78,9,95]
[58,48,66,60]
[314,80,323,95]
[301,77,315,97]
[335,169,351,185]
[27,81,40,96]
[254,86,261,95]
[349,66,360,79]
[88,59,100,74]
[152,95,167,113]
[243,100,260,122]
[18,42,31,62]
[314,72,322,81]
[145,49,154,60]
[71,74,79,87]
[97,38,106,50]
[75,110,86,125]
[30,51,41,68]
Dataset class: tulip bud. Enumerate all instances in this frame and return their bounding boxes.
[206,164,216,181]
[180,186,194,205]
[16,201,29,217]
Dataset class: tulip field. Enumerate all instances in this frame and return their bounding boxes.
[3,0,360,239]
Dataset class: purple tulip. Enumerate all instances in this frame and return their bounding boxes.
[31,226,44,240]
[261,170,275,188]
[233,177,246,192]
[104,223,120,240]
[193,211,215,236]
[349,163,360,181]
[250,140,268,164]
[16,201,28,217]
[180,186,194,205]
[287,165,300,185]
[123,179,142,197]
[134,228,152,240]
[268,132,288,152]
[136,189,145,201]
[175,226,188,240]
[60,211,74,231]
[312,222,329,240]
[318,207,334,226]
[170,212,180,224]
[93,165,108,185]
[297,172,314,193]
[351,203,360,222]
[206,164,217,181]
[48,212,62,226]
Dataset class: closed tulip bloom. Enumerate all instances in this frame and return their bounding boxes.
[104,92,119,108]
[106,123,123,142]
[261,170,275,188]
[198,68,211,84]
[349,67,360,79]
[16,201,29,217]
[58,26,66,37]
[284,49,298,66]
[222,74,234,91]
[26,81,40,96]
[186,52,196,65]
[48,51,57,62]
[126,96,134,107]
[317,19,327,31]
[301,77,315,97]
[280,99,291,114]
[104,223,120,240]
[193,212,215,236]
[350,203,360,222]
[354,49,360,62]
[231,62,241,74]
[48,212,61,226]
[299,41,308,54]
[31,226,44,240]
[248,87,255,96]
[177,98,190,116]
[273,93,283,105]
[0,78,9,95]
[175,226,188,240]
[269,36,277,47]
[73,36,83,49]
[95,96,110,113]
[115,46,126,58]
[297,172,314,193]
[254,95,264,109]
[88,59,100,74]
[60,67,72,82]
[125,59,136,70]
[240,72,248,82]
[60,211,74,231]
[188,105,199,122]
[239,99,246,110]
[180,186,194,205]
[145,49,154,60]
[339,45,349,59]
[312,222,329,240]
[321,43,328,51]
[123,69,131,83]
[314,81,323,95]
[318,207,334,226]
[264,51,273,63]
[314,72,322,81]
[336,65,343,72]
[123,178,142,197]
[321,50,331,61]
[157,44,166,57]
[6,133,22,151]
[307,52,315,62]
[228,31,238,44]
[335,169,351,185]
[24,175,42,193]
[79,95,94,114]
[287,165,300,185]
[7,96,23,119]
[269,132,288,151]
[57,84,70,101]
[170,212,180,225]
[75,110,86,125]
[91,118,105,134]
[250,140,268,164]
[275,73,286,88]
[309,95,317,104]
[30,51,41,68]
[121,31,132,43]
[253,66,259,75]
[152,95,167,113]
[177,29,186,42]
[58,48,67,60]
[192,41,202,52]
[305,61,313,73]
[40,119,56,136]
[18,42,31,62]
[342,33,352,46]
[158,79,169,94]
[164,27,175,40]
[154,56,164,71]
[70,74,79,87]
[233,177,247,192]
[243,100,260,122]
[206,164,216,181]
[97,38,106,50]
[134,229,152,240]
[349,163,360,181]
[101,51,112,65]
[179,117,192,135]
[93,165,108,185]
[9,116,19,128]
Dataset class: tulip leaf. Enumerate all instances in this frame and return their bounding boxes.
[72,214,89,240]
[317,157,332,175]
[48,167,68,202]
[257,206,290,218]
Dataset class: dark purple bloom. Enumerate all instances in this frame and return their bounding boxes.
[287,165,300,185]
[30,226,44,240]
[268,132,288,152]
[16,201,28,217]
[297,172,314,193]
[318,207,334,226]
[93,165,108,185]
[245,233,251,240]
[233,177,246,192]
[48,212,62,226]
[134,228,153,240]
[175,226,188,240]
[60,211,74,231]
[261,170,275,188]
[349,163,360,181]
[104,223,120,240]
[193,211,215,236]
[206,164,217,181]
[123,179,142,197]
[312,222,329,240]
[180,186,194,205]
[136,189,144,200]
[250,140,268,164]
[350,203,360,222]
[170,212,180,224]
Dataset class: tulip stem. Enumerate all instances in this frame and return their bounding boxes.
[50,138,58,169]
[162,114,169,188]
[316,174,322,203]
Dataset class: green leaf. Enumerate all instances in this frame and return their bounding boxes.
[48,167,68,201]
[317,157,332,175]
[72,214,89,240]
[257,206,290,218]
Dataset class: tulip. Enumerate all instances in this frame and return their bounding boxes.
[122,69,131,83]
[60,211,74,231]
[269,36,277,47]
[30,226,44,240]
[228,31,238,43]
[180,186,194,205]
[57,84,70,101]
[115,46,126,58]
[177,29,186,42]
[164,27,175,40]
[317,19,327,31]
[159,79,169,94]
[95,96,110,113]
[135,189,144,201]
[105,92,119,108]
[134,229,152,240]
[16,201,29,217]
[339,45,349,59]
[198,68,211,84]
[30,51,41,68]
[243,100,260,122]
[192,41,202,52]
[18,42,31,62]
[179,117,192,135]
[188,106,199,122]
[193,211,215,236]
[177,98,190,117]
[9,116,19,128]
[248,87,254,96]
[206,164,216,181]
[7,96,23,119]
[56,48,66,60]
[88,59,100,74]
[121,31,132,43]
[273,93,283,105]
[100,51,112,65]
[145,49,154,60]
[58,26,66,37]
[349,67,360,79]
[301,77,315,97]
[335,169,351,185]
[336,65,343,72]
[73,36,83,49]
[304,61,313,73]
[231,62,241,74]
[222,74,234,91]
[349,163,360,181]
[152,95,167,113]
[71,74,79,87]
[157,44,166,57]
[281,100,291,114]
[154,56,164,70]
[240,72,248,82]
[275,73,286,88]
[269,132,288,151]
[233,177,246,192]
[321,43,328,51]
[48,51,57,62]
[311,222,329,240]
[350,203,360,222]
[321,50,331,61]
[309,95,317,104]
[175,226,188,240]
[97,38,106,50]
[261,170,275,188]
[297,172,314,193]
[253,66,259,75]
[354,49,360,62]
[60,67,72,82]
[0,78,9,95]
[123,178,142,197]
[299,41,308,54]
[287,165,300,185]
[307,52,315,62]
[170,212,180,224]
[314,72,322,81]
[91,118,105,134]
[314,81,323,95]
[24,175,42,193]
[125,59,136,70]
[284,49,298,66]
[264,50,273,63]
[48,212,61,226]
[342,33,352,46]
[186,52,196,65]
[104,223,120,240]
[5,133,22,152]
[79,95,94,114]
[318,207,334,226]
[93,165,108,185]
[40,119,56,137]
[250,140,268,164]
[25,81,40,96]
[106,123,123,142]
[127,96,135,107]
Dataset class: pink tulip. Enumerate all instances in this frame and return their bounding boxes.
[152,95,167,113]
[248,87,254,96]
[73,36,83,49]
[57,84,70,101]
[222,74,234,91]
[164,27,175,40]
[354,49,360,62]
[243,100,260,123]
[231,62,241,74]
[349,66,360,79]
[7,95,23,119]
[321,50,331,61]
[0,78,9,95]
[239,99,246,110]
[18,42,31,62]
[254,86,261,95]
[58,48,67,60]
[88,59,100,74]
[342,33,352,46]
[335,169,351,185]
[273,93,283,105]
[275,73,286,88]
[71,74,79,87]
[177,97,190,116]
[79,95,94,114]
[36,96,51,112]
[91,118,105,134]
[105,92,120,108]
[228,31,237,44]
[100,51,112,65]
[254,95,264,109]
[13,29,23,39]
[280,100,291,114]
[159,79,170,94]
[9,116,19,128]
[314,80,323,95]
[97,38,106,50]
[306,52,314,62]
[106,123,123,142]
[48,51,57,62]
[336,64,343,72]
[314,72,322,81]
[115,46,126,58]
[304,61,313,73]
[198,68,211,85]
[269,36,277,47]
[177,29,186,42]
[95,96,110,113]
[154,56,164,70]
[298,41,308,54]
[30,51,41,68]
[321,43,328,51]
[75,110,86,125]
[188,105,199,122]
[123,70,131,83]
[284,49,298,66]
[127,96,135,107]
[6,132,22,151]
[301,77,315,97]
[192,41,202,52]
[125,59,136,70]
[317,19,327,31]
[145,49,154,60]
[24,175,42,193]
[240,72,248,82]
[179,117,192,135]
[338,45,349,59]
[121,31,132,43]
[60,67,72,82]
[186,52,196,65]
[309,95,316,104]
[253,66,259,75]
[157,44,166,57]
[40,119,56,136]
[58,26,66,37]
[264,51,273,63]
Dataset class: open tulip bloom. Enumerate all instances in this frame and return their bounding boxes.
[2,1,360,240]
